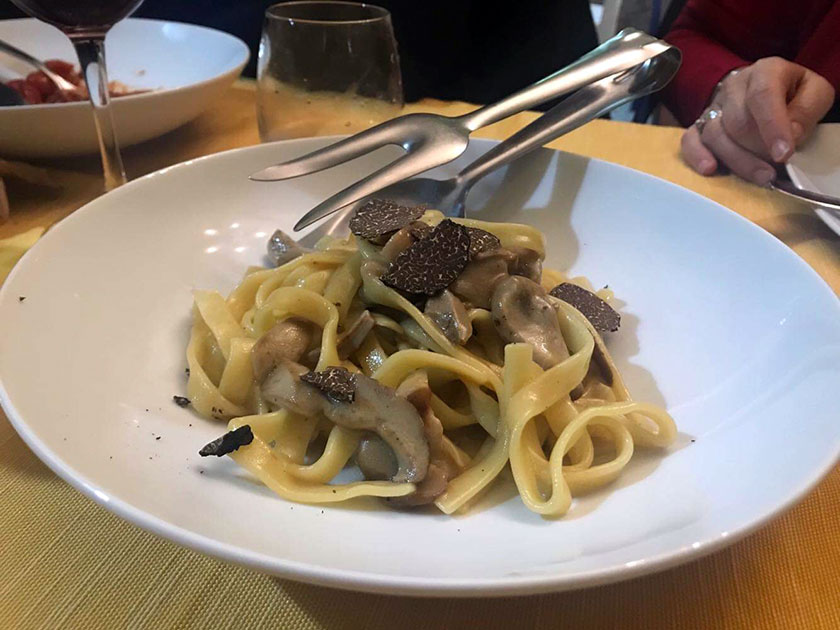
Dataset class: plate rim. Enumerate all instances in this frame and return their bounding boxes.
[785,123,840,237]
[0,17,250,113]
[2,137,840,597]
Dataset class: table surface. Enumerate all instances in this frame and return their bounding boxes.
[1,82,839,629]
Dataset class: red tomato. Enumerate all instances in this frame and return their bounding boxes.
[45,90,68,103]
[26,71,56,99]
[20,82,42,104]
[44,59,78,83]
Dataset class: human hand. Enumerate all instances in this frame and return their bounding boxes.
[680,57,835,185]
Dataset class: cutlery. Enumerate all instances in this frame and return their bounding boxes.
[0,37,77,93]
[770,171,840,211]
[250,28,675,229]
[298,48,681,247]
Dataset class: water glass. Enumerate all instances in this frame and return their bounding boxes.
[257,1,403,141]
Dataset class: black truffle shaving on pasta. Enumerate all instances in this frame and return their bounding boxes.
[465,226,501,257]
[381,219,470,295]
[199,425,254,457]
[301,366,357,403]
[549,282,621,333]
[349,199,426,241]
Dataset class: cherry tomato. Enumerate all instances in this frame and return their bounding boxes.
[44,59,78,83]
[26,71,56,99]
[45,90,68,103]
[20,82,42,104]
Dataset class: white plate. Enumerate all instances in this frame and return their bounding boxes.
[787,123,840,236]
[0,18,249,157]
[1,139,839,597]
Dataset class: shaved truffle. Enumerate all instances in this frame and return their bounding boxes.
[301,366,357,403]
[199,425,254,457]
[381,219,470,295]
[349,199,425,242]
[549,283,621,333]
[465,226,501,257]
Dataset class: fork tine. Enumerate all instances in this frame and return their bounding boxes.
[293,153,432,231]
[249,122,403,181]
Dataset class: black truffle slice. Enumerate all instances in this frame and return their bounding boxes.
[301,366,357,403]
[199,425,254,457]
[349,199,425,242]
[465,226,501,257]
[381,219,471,295]
[549,282,621,333]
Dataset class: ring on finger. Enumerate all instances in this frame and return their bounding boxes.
[694,107,723,136]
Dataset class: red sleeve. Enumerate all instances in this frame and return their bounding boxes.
[660,0,840,126]
[660,4,749,126]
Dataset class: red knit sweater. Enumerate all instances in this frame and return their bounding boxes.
[661,0,840,126]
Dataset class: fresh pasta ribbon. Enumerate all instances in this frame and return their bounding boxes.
[187,215,676,517]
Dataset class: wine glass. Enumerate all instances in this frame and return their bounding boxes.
[257,1,403,142]
[9,0,144,190]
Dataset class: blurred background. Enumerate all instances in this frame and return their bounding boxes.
[0,0,677,112]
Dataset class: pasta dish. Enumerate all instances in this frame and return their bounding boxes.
[186,200,676,517]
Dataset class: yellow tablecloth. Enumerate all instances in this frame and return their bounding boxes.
[1,82,838,629]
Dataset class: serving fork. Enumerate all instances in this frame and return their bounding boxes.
[297,47,681,248]
[249,28,676,231]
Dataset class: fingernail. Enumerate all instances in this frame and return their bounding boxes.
[792,122,804,143]
[771,139,791,162]
[698,159,715,175]
[754,167,776,186]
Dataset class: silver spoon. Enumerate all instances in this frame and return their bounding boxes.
[298,48,681,248]
[0,37,78,94]
[770,171,840,211]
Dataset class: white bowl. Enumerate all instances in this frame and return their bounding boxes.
[0,18,249,157]
[787,123,840,237]
[1,139,839,596]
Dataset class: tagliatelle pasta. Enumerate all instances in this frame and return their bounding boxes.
[186,206,676,517]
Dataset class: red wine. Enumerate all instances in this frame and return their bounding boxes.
[10,0,144,37]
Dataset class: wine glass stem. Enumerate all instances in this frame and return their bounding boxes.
[72,38,127,191]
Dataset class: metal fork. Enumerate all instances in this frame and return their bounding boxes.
[298,47,681,248]
[0,38,77,92]
[249,28,675,230]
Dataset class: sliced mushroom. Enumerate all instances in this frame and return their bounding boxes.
[387,371,466,507]
[380,226,416,262]
[509,247,543,282]
[449,248,516,309]
[261,359,324,417]
[251,318,314,382]
[260,362,430,483]
[355,433,398,480]
[491,275,570,370]
[591,337,614,387]
[267,229,309,266]
[424,290,472,345]
[336,310,375,359]
[325,373,429,482]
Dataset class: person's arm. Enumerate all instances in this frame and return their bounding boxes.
[660,2,750,126]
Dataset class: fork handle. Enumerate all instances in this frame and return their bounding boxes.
[458,28,671,132]
[455,50,681,190]
[0,38,77,92]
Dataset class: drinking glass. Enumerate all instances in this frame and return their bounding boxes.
[257,1,403,142]
[10,0,143,190]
